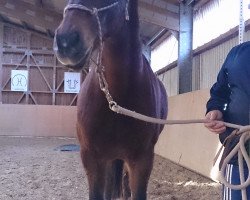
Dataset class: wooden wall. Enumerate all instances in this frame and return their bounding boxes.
[0,89,221,180]
[0,22,88,105]
[0,104,76,137]
[155,89,221,180]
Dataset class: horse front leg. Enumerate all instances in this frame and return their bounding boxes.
[127,152,154,200]
[80,149,106,200]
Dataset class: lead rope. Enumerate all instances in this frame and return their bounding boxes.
[64,2,250,198]
[95,23,250,200]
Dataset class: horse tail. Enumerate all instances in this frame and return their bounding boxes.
[105,159,125,199]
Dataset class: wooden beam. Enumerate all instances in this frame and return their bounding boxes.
[139,1,179,19]
[0,0,62,34]
[146,28,166,45]
[139,9,179,31]
[160,0,180,6]
[138,0,179,31]
[0,0,181,37]
[186,0,195,5]
[150,31,172,49]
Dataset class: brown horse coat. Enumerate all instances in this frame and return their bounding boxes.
[55,0,167,199]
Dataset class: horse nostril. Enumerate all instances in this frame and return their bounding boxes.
[70,32,80,46]
[56,34,68,50]
[56,32,80,52]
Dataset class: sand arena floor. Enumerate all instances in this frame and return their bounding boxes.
[0,136,221,200]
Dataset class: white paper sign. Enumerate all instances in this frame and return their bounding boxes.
[64,72,81,93]
[11,70,28,92]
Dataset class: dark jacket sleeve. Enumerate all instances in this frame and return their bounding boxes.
[206,48,235,114]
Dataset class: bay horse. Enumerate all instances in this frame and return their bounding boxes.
[54,0,167,199]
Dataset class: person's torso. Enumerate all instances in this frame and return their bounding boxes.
[224,41,250,126]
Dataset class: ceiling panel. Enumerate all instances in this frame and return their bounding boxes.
[0,0,207,47]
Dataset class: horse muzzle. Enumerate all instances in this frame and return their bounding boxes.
[54,31,92,69]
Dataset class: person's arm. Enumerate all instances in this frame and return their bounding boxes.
[204,48,235,134]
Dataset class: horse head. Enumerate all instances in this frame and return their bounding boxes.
[54,0,129,69]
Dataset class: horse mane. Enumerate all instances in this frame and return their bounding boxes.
[105,0,142,68]
[128,0,139,30]
[126,0,143,67]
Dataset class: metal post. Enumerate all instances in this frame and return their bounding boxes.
[178,1,194,94]
[0,22,3,104]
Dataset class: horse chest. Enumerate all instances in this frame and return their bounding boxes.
[78,102,156,150]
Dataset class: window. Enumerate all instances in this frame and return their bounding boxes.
[151,0,250,72]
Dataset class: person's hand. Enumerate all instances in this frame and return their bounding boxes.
[204,110,226,134]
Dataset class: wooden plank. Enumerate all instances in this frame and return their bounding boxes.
[2,64,20,89]
[160,0,180,6]
[3,48,54,55]
[56,78,64,91]
[0,0,62,34]
[2,90,52,93]
[29,92,38,105]
[31,54,52,91]
[17,92,25,104]
[138,0,179,31]
[139,1,178,18]
[2,63,58,68]
[70,95,77,106]
[139,8,179,31]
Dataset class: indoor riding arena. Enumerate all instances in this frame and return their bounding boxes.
[0,0,249,199]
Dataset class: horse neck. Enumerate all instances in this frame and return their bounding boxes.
[101,0,142,81]
[101,26,143,97]
[94,0,144,101]
[103,25,142,83]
